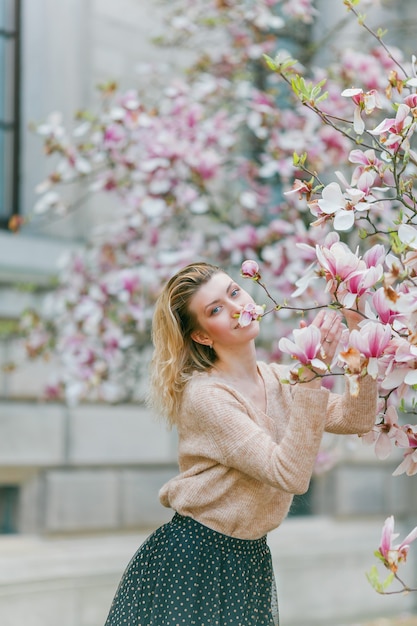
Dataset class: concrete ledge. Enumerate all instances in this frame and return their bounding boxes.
[0,403,65,465]
[42,468,174,532]
[0,401,178,534]
[0,232,72,284]
[0,402,177,467]
[68,404,177,464]
[0,517,415,626]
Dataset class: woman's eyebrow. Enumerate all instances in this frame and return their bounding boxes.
[204,281,234,312]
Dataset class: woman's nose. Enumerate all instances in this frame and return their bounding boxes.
[230,303,242,316]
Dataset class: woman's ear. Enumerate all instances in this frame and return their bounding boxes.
[191,330,211,347]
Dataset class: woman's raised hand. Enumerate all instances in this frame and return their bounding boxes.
[310,309,344,365]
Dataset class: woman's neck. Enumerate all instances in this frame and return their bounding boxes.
[210,345,266,412]
[212,344,258,382]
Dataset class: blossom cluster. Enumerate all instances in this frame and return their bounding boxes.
[34,79,239,221]
[377,515,417,575]
[366,514,417,595]
[18,1,417,478]
[240,253,417,477]
[20,0,353,404]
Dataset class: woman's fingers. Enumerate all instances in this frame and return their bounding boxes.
[310,311,343,363]
[312,310,341,336]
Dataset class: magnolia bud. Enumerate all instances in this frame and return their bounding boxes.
[241,259,260,279]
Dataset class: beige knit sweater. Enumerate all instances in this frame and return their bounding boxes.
[159,361,377,540]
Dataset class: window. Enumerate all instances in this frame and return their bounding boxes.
[0,0,20,229]
[0,485,19,533]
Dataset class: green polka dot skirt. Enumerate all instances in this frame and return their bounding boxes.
[104,512,279,625]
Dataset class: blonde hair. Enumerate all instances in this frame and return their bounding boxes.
[148,262,224,425]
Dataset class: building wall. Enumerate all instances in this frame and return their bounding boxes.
[1,0,185,535]
[0,401,176,534]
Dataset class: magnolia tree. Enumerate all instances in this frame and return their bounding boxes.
[13,0,417,593]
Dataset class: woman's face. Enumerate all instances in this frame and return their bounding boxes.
[188,271,260,349]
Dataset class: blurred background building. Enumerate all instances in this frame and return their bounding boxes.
[0,1,416,625]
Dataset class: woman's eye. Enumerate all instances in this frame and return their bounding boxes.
[211,305,221,315]
[231,288,240,297]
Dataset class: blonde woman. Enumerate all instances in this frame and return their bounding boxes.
[104,262,377,626]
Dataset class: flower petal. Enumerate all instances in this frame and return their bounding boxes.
[375,433,392,460]
[334,210,355,231]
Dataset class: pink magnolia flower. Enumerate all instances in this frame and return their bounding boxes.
[241,259,261,279]
[348,321,392,378]
[379,336,417,390]
[102,323,135,365]
[237,302,264,327]
[393,448,417,477]
[392,425,417,476]
[404,424,417,448]
[404,93,417,109]
[372,288,403,326]
[104,268,142,302]
[188,148,222,181]
[370,103,411,137]
[315,241,364,294]
[315,181,373,231]
[369,103,414,151]
[391,288,417,327]
[278,324,326,369]
[349,148,395,187]
[377,515,417,573]
[363,244,386,268]
[315,238,385,309]
[72,297,103,334]
[361,406,409,459]
[349,147,381,171]
[341,88,382,135]
[283,178,313,199]
[103,123,127,148]
[343,264,383,309]
[398,223,417,250]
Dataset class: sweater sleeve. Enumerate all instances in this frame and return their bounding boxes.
[181,380,329,495]
[267,363,377,436]
[324,374,378,435]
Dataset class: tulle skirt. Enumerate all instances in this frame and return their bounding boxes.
[104,512,279,626]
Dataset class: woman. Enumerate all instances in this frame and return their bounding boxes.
[104,262,377,626]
